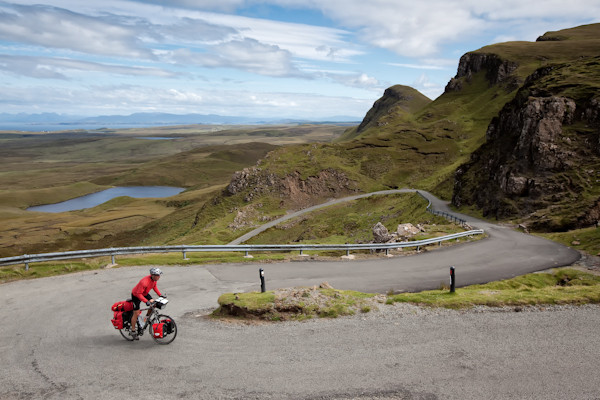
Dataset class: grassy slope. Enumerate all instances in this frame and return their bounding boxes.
[245,193,458,245]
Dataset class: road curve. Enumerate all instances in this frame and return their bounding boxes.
[227,189,419,245]
[0,189,589,399]
[221,188,580,293]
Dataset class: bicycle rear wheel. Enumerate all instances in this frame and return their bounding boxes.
[119,323,135,341]
[119,318,141,341]
[150,314,177,344]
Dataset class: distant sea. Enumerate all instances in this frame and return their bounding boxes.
[0,123,170,132]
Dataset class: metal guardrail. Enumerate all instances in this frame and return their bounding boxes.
[1,190,483,270]
[416,191,468,226]
[0,230,484,270]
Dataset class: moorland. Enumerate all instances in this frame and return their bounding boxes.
[0,124,346,257]
[1,23,599,266]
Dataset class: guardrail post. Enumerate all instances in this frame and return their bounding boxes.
[111,254,116,264]
[182,250,188,260]
[259,268,265,293]
[25,261,29,271]
[346,249,350,257]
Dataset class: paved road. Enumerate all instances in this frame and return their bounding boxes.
[1,190,591,399]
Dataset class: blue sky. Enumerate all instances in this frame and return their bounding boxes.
[0,0,599,119]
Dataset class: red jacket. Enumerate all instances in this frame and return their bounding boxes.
[132,275,162,303]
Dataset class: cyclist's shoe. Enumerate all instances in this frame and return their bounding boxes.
[130,329,139,340]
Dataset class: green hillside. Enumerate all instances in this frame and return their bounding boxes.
[178,23,600,245]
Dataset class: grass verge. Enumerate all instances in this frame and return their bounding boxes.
[214,268,600,321]
[213,286,382,321]
[388,268,600,309]
[0,252,289,283]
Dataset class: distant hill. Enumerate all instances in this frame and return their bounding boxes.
[341,85,431,141]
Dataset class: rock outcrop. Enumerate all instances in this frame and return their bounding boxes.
[226,166,359,210]
[445,52,519,92]
[452,58,600,231]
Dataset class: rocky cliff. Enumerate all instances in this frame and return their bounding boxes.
[445,52,520,92]
[453,57,600,231]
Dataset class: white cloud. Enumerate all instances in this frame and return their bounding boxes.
[325,72,381,89]
[171,38,304,77]
[0,54,177,79]
[388,63,447,71]
[246,0,600,57]
[0,3,153,58]
[412,73,446,100]
[175,10,362,62]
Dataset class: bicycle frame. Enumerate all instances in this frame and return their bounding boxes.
[137,297,168,331]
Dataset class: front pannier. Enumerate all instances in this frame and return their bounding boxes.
[152,323,165,338]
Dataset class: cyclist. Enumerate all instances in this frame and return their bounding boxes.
[130,267,164,340]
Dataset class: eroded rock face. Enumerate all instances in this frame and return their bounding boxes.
[486,96,577,171]
[445,52,519,92]
[226,166,358,209]
[452,62,600,231]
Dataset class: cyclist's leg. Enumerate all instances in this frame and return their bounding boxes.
[144,294,153,318]
[131,293,142,333]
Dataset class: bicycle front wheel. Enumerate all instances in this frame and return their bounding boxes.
[149,314,177,344]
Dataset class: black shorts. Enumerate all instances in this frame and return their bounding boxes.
[131,293,152,310]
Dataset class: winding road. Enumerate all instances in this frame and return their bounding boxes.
[2,189,592,400]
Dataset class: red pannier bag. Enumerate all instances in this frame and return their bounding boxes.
[111,311,124,329]
[111,300,133,312]
[152,323,165,338]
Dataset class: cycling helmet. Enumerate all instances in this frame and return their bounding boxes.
[149,267,163,276]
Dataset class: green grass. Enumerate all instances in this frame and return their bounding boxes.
[246,192,462,245]
[0,252,291,283]
[388,268,600,309]
[0,259,107,283]
[217,291,276,311]
[537,227,600,256]
[214,287,380,320]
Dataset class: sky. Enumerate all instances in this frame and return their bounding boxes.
[0,1,599,120]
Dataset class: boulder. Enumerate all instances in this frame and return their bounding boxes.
[372,222,392,243]
[396,223,421,239]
